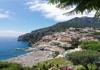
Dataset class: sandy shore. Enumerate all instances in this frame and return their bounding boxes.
[5,50,53,67]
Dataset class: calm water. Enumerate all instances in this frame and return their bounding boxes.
[0,37,29,61]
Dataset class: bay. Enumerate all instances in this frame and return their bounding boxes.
[0,37,29,61]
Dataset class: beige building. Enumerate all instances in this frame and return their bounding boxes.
[60,36,72,42]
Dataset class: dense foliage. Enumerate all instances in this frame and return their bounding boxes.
[69,38,80,48]
[81,40,100,51]
[32,58,67,70]
[0,62,31,70]
[66,50,100,70]
[93,32,100,35]
[77,65,97,70]
[18,17,100,45]
[49,0,100,18]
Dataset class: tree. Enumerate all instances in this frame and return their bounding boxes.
[49,0,100,18]
[66,50,100,70]
[69,38,80,48]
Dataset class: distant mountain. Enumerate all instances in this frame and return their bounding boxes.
[18,17,100,45]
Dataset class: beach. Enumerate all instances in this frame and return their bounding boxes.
[5,50,53,67]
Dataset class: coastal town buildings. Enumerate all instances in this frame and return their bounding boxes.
[34,27,99,53]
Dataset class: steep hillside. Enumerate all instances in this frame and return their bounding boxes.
[18,17,100,44]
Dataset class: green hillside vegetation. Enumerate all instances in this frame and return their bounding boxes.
[36,57,67,66]
[31,57,76,70]
[81,40,100,51]
[66,50,100,70]
[0,62,29,70]
[93,32,100,35]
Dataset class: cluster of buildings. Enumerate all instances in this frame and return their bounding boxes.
[33,27,100,53]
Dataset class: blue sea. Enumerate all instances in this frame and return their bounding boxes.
[0,37,29,61]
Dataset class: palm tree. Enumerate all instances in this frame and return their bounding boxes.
[49,0,100,18]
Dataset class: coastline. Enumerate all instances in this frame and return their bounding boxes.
[3,51,33,61]
[4,50,53,67]
[3,47,37,61]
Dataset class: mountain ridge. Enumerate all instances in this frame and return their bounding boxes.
[18,17,100,44]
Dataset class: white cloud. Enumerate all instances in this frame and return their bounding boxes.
[26,0,96,22]
[0,9,14,19]
[0,30,25,37]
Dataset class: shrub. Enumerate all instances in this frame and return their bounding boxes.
[66,50,100,70]
[81,40,100,51]
[0,62,31,70]
[52,51,60,58]
[93,32,100,35]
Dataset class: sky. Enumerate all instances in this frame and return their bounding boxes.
[0,0,95,37]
